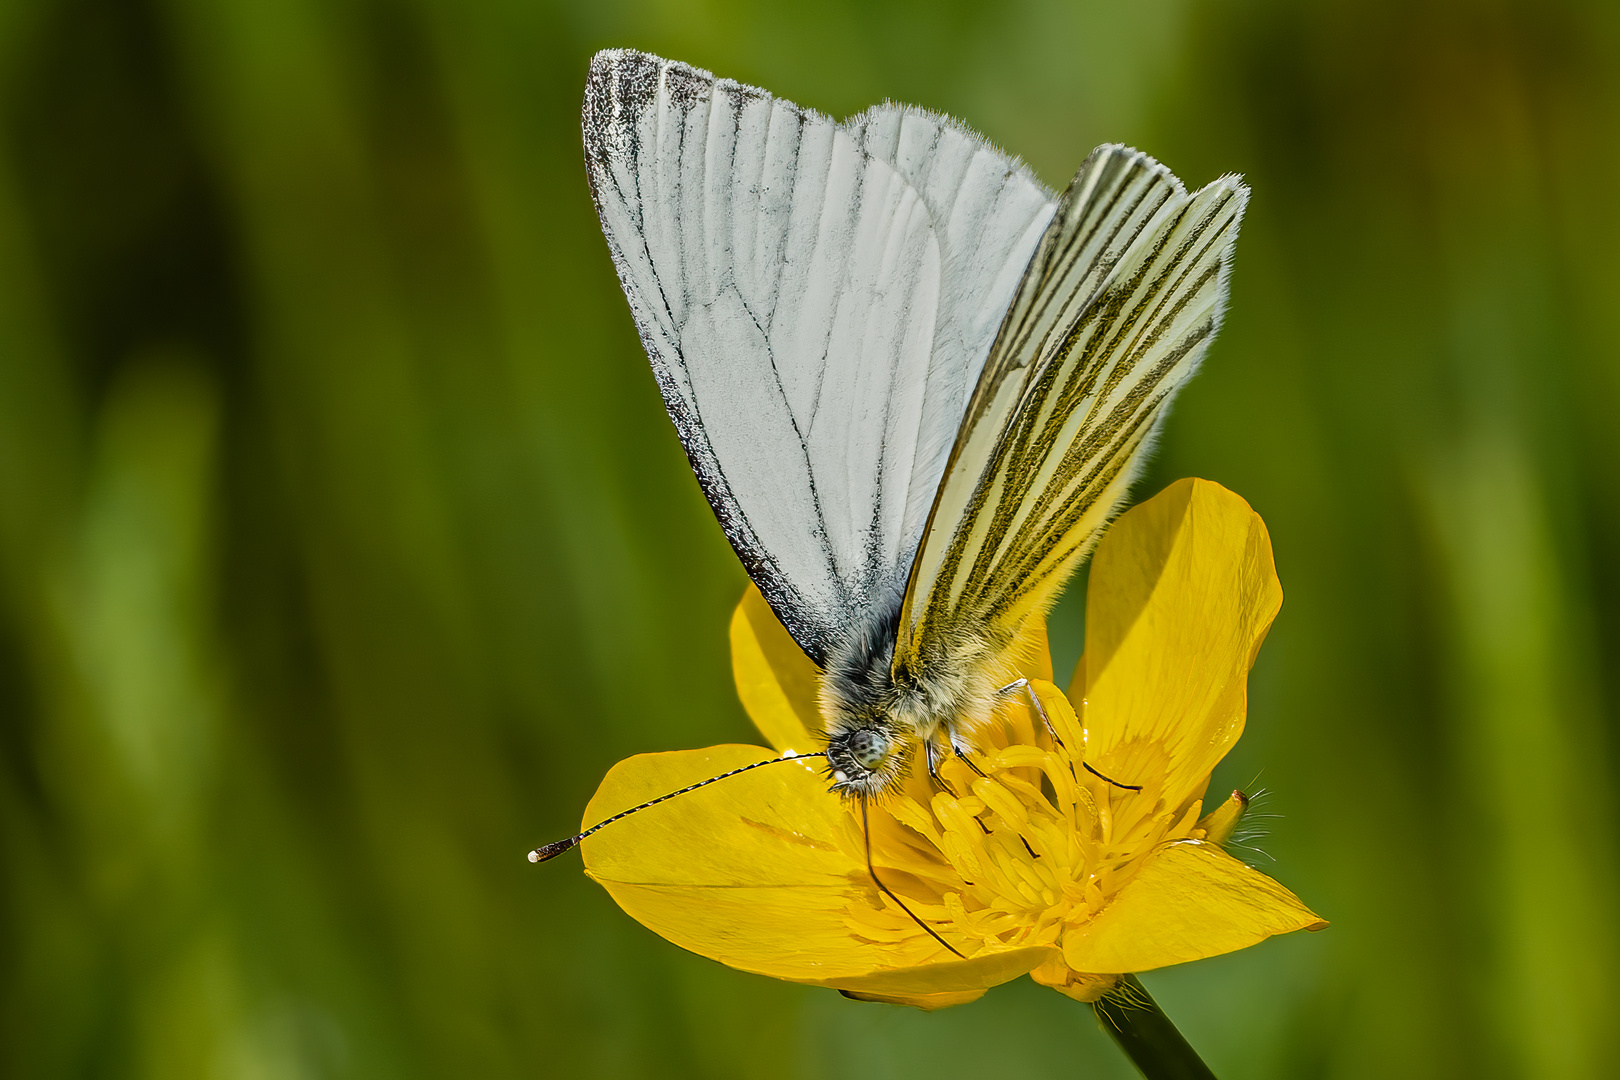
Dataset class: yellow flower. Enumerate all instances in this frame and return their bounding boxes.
[579,478,1326,1009]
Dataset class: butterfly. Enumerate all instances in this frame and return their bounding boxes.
[584,48,1246,800]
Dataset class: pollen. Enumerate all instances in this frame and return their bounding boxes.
[842,683,1206,960]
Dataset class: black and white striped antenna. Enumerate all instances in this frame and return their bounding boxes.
[527,750,829,863]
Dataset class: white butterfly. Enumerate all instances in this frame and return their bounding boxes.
[585,49,1247,799]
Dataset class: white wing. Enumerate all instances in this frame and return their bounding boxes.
[843,105,1056,537]
[584,50,1055,664]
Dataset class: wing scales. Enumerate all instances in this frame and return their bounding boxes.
[897,146,1248,665]
[845,106,1058,537]
[590,52,951,662]
[585,50,1060,664]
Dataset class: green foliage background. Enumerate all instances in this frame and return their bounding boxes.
[3,0,1618,1076]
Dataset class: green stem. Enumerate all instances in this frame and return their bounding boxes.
[1091,975,1217,1080]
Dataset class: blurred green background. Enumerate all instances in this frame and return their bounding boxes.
[3,0,1619,1076]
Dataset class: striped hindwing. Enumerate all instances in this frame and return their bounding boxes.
[894,145,1249,668]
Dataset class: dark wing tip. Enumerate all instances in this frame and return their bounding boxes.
[585,48,664,109]
[583,50,664,167]
[583,50,725,172]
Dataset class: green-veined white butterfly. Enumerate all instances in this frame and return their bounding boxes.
[582,48,1245,802]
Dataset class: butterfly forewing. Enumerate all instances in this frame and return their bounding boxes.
[584,50,1057,664]
[896,146,1249,666]
[586,51,940,662]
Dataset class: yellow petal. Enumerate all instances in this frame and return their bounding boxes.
[839,988,987,1010]
[1062,839,1327,974]
[1010,613,1054,683]
[731,585,821,752]
[1029,954,1121,1002]
[581,744,1050,994]
[823,947,1055,996]
[1082,479,1282,803]
[1067,653,1086,711]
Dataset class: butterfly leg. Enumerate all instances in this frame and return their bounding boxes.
[996,677,1065,749]
[995,677,1142,792]
[934,736,997,844]
[924,738,960,797]
[946,731,1034,854]
[948,736,990,780]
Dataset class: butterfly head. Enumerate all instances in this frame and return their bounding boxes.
[825,719,908,799]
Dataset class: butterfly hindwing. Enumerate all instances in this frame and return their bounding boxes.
[897,145,1249,665]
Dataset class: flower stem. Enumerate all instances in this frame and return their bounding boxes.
[1092,975,1217,1080]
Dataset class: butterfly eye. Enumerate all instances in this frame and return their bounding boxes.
[846,728,891,769]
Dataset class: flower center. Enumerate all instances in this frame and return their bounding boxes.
[840,700,1205,960]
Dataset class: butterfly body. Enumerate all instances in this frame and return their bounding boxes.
[584,50,1246,800]
[818,594,1014,797]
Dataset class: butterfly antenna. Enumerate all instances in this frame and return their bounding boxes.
[861,794,964,959]
[528,751,828,863]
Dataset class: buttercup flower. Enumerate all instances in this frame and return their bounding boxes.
[579,479,1325,1008]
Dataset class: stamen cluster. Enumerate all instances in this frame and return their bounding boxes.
[843,689,1204,964]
